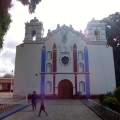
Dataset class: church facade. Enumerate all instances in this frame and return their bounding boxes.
[14,17,116,99]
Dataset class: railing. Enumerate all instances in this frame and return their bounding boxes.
[88,99,120,120]
[0,94,28,115]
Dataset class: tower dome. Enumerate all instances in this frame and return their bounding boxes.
[30,17,39,23]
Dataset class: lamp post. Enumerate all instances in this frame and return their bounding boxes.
[10,70,13,93]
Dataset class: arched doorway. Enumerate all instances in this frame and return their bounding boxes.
[58,79,73,99]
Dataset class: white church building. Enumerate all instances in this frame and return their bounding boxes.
[14,17,116,99]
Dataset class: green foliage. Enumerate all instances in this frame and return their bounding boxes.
[0,0,42,50]
[3,73,14,78]
[0,15,11,49]
[100,12,120,48]
[99,94,106,102]
[106,91,115,98]
[0,0,12,50]
[102,97,120,111]
[114,87,120,102]
[100,12,120,87]
[18,0,42,13]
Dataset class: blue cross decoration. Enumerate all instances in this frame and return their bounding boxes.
[78,91,81,95]
[78,91,81,99]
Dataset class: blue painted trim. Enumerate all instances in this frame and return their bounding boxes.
[40,45,46,99]
[41,46,46,72]
[60,52,69,54]
[85,74,90,99]
[84,47,89,72]
[84,46,90,99]
[0,104,28,119]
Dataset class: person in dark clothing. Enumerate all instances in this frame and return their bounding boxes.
[38,100,48,116]
[32,91,37,111]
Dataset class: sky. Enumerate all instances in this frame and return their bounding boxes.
[0,0,120,76]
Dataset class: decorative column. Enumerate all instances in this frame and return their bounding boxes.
[0,83,2,91]
[73,44,77,94]
[41,45,46,99]
[84,46,90,99]
[52,43,57,95]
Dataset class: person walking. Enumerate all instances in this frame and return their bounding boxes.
[31,91,37,111]
[38,100,48,116]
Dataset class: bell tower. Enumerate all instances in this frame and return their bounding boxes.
[24,17,44,42]
[84,18,106,41]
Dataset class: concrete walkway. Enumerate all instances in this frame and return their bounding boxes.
[2,100,102,120]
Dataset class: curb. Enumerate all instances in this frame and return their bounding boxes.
[0,104,29,119]
[81,100,105,120]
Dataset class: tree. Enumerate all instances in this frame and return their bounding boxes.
[18,0,42,14]
[0,0,42,50]
[100,12,120,87]
[3,73,14,78]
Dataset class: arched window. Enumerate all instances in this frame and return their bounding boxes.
[46,81,52,93]
[94,29,100,41]
[31,30,36,41]
[79,81,85,92]
[78,51,83,60]
[46,63,52,72]
[78,63,84,72]
[47,51,52,59]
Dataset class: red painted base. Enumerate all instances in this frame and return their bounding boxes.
[0,90,13,92]
[73,94,99,99]
[28,94,99,99]
[28,94,58,99]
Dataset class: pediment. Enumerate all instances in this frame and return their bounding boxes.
[43,24,87,41]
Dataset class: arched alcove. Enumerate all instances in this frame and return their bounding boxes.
[79,81,85,92]
[78,63,84,72]
[78,51,83,60]
[31,30,36,41]
[94,29,100,41]
[46,63,52,72]
[47,51,52,59]
[46,81,52,93]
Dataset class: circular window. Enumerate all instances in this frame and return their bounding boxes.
[61,56,69,65]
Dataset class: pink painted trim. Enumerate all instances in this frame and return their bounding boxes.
[53,75,55,94]
[38,72,90,74]
[22,43,44,44]
[75,75,77,94]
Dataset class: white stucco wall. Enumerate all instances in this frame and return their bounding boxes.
[88,44,116,94]
[14,44,43,94]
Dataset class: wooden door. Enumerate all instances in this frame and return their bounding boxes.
[58,79,73,99]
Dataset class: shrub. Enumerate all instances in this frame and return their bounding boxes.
[114,87,120,102]
[99,94,105,102]
[107,91,115,98]
[102,97,120,111]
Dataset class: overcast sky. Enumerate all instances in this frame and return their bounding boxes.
[0,0,120,76]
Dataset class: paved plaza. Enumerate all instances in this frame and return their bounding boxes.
[2,100,102,120]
